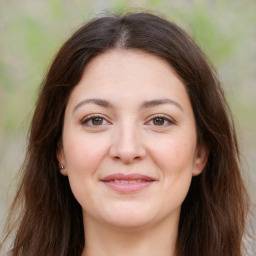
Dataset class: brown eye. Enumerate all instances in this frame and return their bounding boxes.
[146,115,175,127]
[81,115,109,127]
[153,117,165,126]
[91,117,104,125]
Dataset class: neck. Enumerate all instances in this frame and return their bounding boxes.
[81,216,178,256]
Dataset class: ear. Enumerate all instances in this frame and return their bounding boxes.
[56,141,68,176]
[192,143,209,176]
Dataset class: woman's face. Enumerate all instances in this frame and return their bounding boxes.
[58,50,207,230]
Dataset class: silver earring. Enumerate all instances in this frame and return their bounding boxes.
[59,165,64,169]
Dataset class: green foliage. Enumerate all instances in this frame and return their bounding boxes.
[0,0,255,165]
[0,0,255,133]
[0,0,255,240]
[0,0,254,135]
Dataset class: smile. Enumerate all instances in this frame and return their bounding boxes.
[101,173,156,193]
[110,179,145,183]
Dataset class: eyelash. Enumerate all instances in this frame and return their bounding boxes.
[81,114,111,127]
[81,114,175,128]
[146,115,176,127]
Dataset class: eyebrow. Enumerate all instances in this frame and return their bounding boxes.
[73,97,183,113]
[73,98,114,113]
[140,98,183,111]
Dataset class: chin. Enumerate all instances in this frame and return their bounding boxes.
[101,206,158,229]
[108,216,153,230]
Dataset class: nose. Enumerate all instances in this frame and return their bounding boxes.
[109,123,146,164]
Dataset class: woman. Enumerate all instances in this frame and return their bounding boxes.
[1,12,251,256]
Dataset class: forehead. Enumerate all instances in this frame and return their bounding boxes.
[82,49,180,83]
[67,49,191,111]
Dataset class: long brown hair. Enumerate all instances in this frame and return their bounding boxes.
[1,12,251,256]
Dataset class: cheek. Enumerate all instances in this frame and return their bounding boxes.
[153,136,196,191]
[62,134,109,209]
[157,139,195,207]
[63,132,110,178]
[152,137,196,173]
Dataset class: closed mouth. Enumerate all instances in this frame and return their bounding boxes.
[105,179,152,184]
[101,173,156,182]
[101,173,156,193]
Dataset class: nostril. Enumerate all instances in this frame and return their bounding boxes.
[112,155,142,163]
[109,135,146,162]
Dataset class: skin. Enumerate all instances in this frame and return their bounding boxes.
[57,49,208,256]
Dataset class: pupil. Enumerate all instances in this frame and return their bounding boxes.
[92,117,103,125]
[154,118,164,125]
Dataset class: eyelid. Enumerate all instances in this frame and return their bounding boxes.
[80,113,176,127]
[80,114,111,126]
[145,114,176,126]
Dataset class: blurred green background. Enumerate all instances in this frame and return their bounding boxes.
[0,0,255,234]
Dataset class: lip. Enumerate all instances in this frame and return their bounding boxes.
[100,173,156,193]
